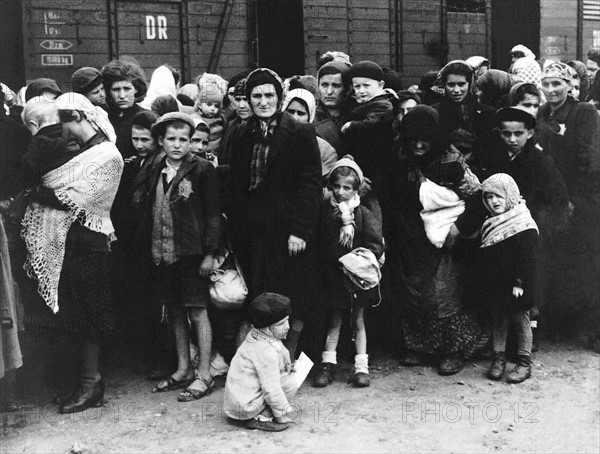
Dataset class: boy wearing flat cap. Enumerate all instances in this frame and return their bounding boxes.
[224,292,299,432]
[143,112,222,402]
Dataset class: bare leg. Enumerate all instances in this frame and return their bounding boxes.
[324,310,343,353]
[354,308,367,356]
[188,308,212,382]
[284,319,304,361]
[170,314,192,381]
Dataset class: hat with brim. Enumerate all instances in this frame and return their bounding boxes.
[151,111,196,138]
[497,106,536,129]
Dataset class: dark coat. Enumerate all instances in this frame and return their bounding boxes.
[341,92,396,190]
[137,153,221,258]
[315,201,385,309]
[477,133,570,237]
[0,114,31,199]
[536,98,600,226]
[470,229,539,312]
[227,112,322,316]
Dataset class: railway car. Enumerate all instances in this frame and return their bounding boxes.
[0,0,598,92]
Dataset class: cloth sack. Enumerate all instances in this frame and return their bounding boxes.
[419,178,465,248]
[210,252,248,310]
[338,247,381,291]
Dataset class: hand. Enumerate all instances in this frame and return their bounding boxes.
[444,224,460,248]
[513,286,524,298]
[123,156,138,164]
[341,122,352,133]
[287,235,306,257]
[198,254,214,277]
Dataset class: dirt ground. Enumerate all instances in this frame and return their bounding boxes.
[2,339,599,454]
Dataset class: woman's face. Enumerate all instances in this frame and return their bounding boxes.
[110,80,136,110]
[234,95,252,119]
[86,83,106,106]
[318,73,345,109]
[250,83,278,119]
[541,77,570,106]
[286,99,310,124]
[396,99,418,123]
[408,138,432,157]
[570,78,581,100]
[445,74,469,103]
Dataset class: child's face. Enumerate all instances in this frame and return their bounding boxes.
[86,83,106,106]
[484,192,508,215]
[352,77,384,104]
[500,121,533,155]
[516,94,540,118]
[199,101,221,118]
[331,174,359,203]
[570,78,581,99]
[190,130,209,155]
[445,74,469,103]
[131,126,157,157]
[159,125,191,162]
[269,316,290,340]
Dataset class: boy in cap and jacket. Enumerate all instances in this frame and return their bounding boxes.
[224,292,298,432]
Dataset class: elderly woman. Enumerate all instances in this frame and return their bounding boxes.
[21,93,123,413]
[227,68,322,361]
[432,60,496,163]
[535,62,600,336]
[380,105,488,375]
[101,58,148,158]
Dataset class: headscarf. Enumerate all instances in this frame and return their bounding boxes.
[400,105,442,164]
[138,65,181,110]
[178,83,199,101]
[480,173,538,248]
[281,88,317,123]
[476,69,519,108]
[509,45,542,90]
[466,56,489,71]
[507,82,540,106]
[55,92,116,143]
[510,44,536,60]
[245,68,284,106]
[541,61,573,82]
[567,60,590,97]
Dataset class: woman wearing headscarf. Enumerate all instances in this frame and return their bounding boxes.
[282,87,338,179]
[476,69,519,109]
[227,68,322,361]
[509,45,543,92]
[21,93,123,413]
[138,65,183,112]
[379,105,488,375]
[566,60,591,101]
[535,61,600,336]
[102,58,148,159]
[432,60,496,164]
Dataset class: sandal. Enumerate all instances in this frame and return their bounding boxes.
[152,373,193,393]
[178,375,215,402]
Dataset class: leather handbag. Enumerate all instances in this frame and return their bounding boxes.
[209,252,248,310]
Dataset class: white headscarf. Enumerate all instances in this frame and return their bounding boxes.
[281,88,317,123]
[139,65,182,110]
[55,92,116,143]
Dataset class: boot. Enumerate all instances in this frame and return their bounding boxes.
[487,352,506,380]
[352,354,370,388]
[59,379,105,414]
[312,363,335,387]
[438,353,463,375]
[506,355,532,383]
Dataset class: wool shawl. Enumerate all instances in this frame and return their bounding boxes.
[21,140,123,313]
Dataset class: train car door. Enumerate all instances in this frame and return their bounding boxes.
[491,0,540,70]
[255,0,305,78]
[115,1,184,79]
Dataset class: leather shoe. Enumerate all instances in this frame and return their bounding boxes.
[507,355,532,383]
[59,380,105,414]
[352,372,370,388]
[312,363,335,387]
[438,353,463,375]
[246,418,289,432]
[487,352,506,380]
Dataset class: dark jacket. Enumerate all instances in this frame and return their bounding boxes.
[477,132,570,236]
[342,92,396,190]
[138,153,221,258]
[0,114,31,199]
[471,229,539,312]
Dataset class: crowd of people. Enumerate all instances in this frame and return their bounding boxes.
[0,44,598,432]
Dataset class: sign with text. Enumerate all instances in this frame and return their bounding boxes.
[41,54,74,66]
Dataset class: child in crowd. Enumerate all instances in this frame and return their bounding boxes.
[508,82,541,118]
[190,118,215,166]
[146,112,221,402]
[474,173,538,383]
[313,157,385,388]
[194,73,227,156]
[341,60,396,222]
[224,292,298,432]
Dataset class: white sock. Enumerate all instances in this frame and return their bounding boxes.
[322,351,337,365]
[354,354,369,374]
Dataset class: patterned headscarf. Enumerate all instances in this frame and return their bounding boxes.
[542,61,573,82]
[481,173,522,211]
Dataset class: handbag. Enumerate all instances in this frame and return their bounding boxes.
[209,252,248,310]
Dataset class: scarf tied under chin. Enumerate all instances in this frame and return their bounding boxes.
[330,193,361,248]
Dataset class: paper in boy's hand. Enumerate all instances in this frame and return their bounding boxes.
[294,352,314,388]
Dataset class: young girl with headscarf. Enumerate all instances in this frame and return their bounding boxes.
[473,173,538,383]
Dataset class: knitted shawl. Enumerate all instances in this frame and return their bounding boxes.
[21,141,123,313]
